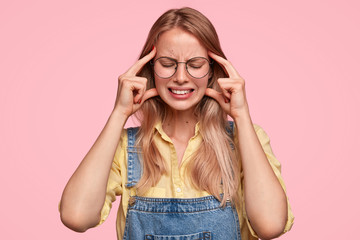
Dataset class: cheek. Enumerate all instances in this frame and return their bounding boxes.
[154,78,167,93]
[154,77,160,88]
[198,77,209,89]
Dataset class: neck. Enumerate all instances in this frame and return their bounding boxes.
[162,109,197,141]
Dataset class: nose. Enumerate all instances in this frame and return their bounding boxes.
[173,63,188,84]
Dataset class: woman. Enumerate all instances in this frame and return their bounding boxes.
[60,7,294,240]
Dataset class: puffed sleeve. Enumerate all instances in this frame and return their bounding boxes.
[97,130,127,225]
[241,124,294,238]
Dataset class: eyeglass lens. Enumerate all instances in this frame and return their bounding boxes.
[153,57,211,79]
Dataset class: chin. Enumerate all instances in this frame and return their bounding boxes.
[164,101,198,112]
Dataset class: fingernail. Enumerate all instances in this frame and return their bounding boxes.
[152,46,155,50]
[137,99,141,104]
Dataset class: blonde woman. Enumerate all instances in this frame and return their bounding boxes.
[60,7,294,240]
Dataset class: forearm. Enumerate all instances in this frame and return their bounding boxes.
[234,110,287,239]
[60,109,128,231]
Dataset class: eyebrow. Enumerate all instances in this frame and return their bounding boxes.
[156,56,177,61]
[155,56,209,61]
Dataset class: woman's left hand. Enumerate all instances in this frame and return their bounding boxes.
[205,51,250,120]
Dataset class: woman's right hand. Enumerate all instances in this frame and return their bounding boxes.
[114,47,158,117]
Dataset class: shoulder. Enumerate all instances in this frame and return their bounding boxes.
[252,124,271,142]
[252,123,261,132]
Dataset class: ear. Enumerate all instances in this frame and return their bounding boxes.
[208,67,214,79]
[208,57,215,79]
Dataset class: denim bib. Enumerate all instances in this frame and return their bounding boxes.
[123,124,241,240]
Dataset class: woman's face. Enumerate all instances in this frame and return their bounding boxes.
[154,28,210,113]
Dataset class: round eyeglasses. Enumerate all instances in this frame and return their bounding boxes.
[151,57,213,79]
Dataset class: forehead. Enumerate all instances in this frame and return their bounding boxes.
[156,28,207,59]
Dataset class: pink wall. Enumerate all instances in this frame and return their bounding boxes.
[1,0,359,239]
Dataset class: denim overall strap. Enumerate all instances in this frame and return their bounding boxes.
[227,121,235,150]
[125,127,142,188]
[228,121,234,135]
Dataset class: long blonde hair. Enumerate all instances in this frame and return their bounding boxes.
[134,7,240,206]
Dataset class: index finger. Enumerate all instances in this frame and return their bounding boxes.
[208,51,240,78]
[127,47,157,76]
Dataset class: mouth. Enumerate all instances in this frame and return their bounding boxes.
[169,88,194,95]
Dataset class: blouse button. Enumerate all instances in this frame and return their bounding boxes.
[176,187,182,193]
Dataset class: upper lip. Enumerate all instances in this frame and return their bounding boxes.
[168,87,194,90]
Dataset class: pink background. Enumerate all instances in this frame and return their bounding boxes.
[1,0,359,239]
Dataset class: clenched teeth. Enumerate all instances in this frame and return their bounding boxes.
[170,89,192,95]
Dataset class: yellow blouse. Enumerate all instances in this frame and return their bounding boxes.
[99,122,294,239]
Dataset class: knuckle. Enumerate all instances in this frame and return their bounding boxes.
[122,78,132,86]
[118,73,129,82]
[237,78,245,85]
[140,77,147,84]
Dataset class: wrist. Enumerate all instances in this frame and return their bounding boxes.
[110,108,129,125]
[232,106,252,125]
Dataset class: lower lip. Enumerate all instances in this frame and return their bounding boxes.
[168,89,194,99]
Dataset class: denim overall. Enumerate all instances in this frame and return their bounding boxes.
[123,124,241,240]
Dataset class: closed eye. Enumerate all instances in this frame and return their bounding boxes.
[161,63,176,68]
[188,64,204,69]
